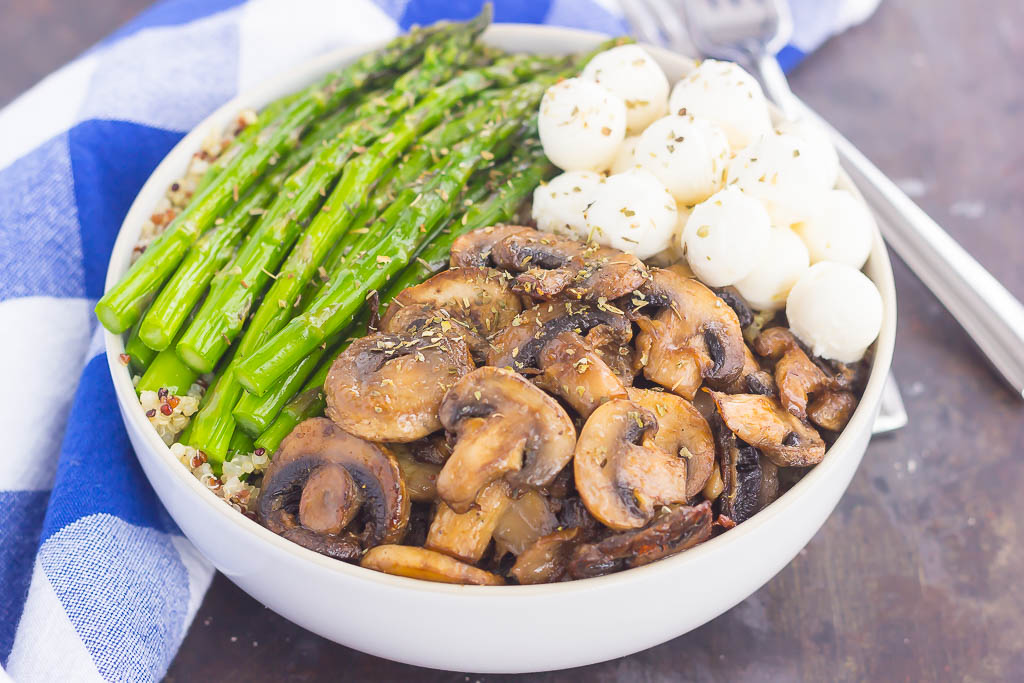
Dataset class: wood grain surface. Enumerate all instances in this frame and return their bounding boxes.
[4,0,1022,680]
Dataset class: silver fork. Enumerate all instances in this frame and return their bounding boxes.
[624,0,910,434]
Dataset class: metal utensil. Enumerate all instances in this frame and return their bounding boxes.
[623,0,910,432]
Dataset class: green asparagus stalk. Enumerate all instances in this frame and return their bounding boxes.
[124,316,158,374]
[94,23,445,334]
[136,348,198,396]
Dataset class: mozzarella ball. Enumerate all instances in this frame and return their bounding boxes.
[583,168,677,259]
[682,186,771,287]
[776,115,840,190]
[794,189,874,269]
[532,171,604,240]
[726,133,833,228]
[668,59,772,150]
[582,44,670,132]
[609,135,641,174]
[786,262,883,363]
[538,78,627,172]
[636,114,729,205]
[734,227,810,311]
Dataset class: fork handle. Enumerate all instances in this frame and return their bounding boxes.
[755,56,1024,397]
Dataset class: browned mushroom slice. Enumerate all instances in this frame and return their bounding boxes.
[258,418,410,558]
[491,228,650,301]
[426,480,511,564]
[626,387,715,499]
[709,391,826,467]
[450,224,533,268]
[324,330,473,443]
[574,399,690,530]
[510,528,581,585]
[724,345,776,396]
[492,489,558,558]
[567,502,713,579]
[437,367,577,513]
[583,323,637,386]
[753,327,830,419]
[379,267,522,361]
[361,545,505,585]
[487,301,632,371]
[807,390,858,431]
[634,269,746,399]
[711,417,776,524]
[388,443,442,503]
[535,331,628,418]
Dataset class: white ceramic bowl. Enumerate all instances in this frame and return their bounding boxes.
[104,24,896,673]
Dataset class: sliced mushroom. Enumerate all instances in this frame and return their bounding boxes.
[574,399,690,530]
[379,267,522,362]
[426,480,511,564]
[626,387,716,499]
[807,389,858,431]
[361,545,505,585]
[712,286,754,329]
[492,489,558,557]
[487,301,632,371]
[510,528,580,585]
[490,228,649,301]
[567,502,713,579]
[724,345,776,396]
[258,418,410,558]
[389,444,442,503]
[437,367,577,512]
[634,269,746,399]
[535,331,628,418]
[753,327,830,419]
[709,391,826,467]
[325,330,473,442]
[450,224,532,268]
[712,418,770,524]
[583,323,637,386]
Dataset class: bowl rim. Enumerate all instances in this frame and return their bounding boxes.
[103,22,897,597]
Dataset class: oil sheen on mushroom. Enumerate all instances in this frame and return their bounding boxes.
[709,390,826,467]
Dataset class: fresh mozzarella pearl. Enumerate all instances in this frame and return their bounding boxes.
[582,44,670,132]
[734,227,810,311]
[726,132,832,228]
[636,114,729,204]
[682,186,771,287]
[532,171,604,240]
[786,262,883,362]
[538,78,627,172]
[609,136,641,174]
[668,59,772,150]
[776,115,840,189]
[583,168,677,259]
[794,189,874,269]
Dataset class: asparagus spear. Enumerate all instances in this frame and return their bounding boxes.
[94,23,446,334]
[136,348,198,396]
[124,315,158,374]
[235,97,540,395]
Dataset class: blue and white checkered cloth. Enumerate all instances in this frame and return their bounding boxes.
[0,0,879,679]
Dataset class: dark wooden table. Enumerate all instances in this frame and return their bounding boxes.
[6,0,1022,680]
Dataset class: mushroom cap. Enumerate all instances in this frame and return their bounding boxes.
[709,390,826,467]
[537,331,628,418]
[361,545,505,585]
[574,398,691,530]
[626,387,716,499]
[807,389,857,432]
[487,300,632,372]
[258,417,410,552]
[437,366,577,513]
[510,527,581,585]
[324,330,473,443]
[634,268,746,399]
[379,267,522,361]
[450,224,533,269]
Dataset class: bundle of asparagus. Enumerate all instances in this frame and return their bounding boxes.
[97,6,623,467]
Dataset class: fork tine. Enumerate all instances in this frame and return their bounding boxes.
[620,0,669,48]
[638,0,693,54]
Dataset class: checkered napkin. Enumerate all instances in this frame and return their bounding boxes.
[0,0,879,680]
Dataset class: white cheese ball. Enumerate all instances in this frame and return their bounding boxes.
[794,189,874,269]
[636,114,730,205]
[532,171,604,240]
[786,262,883,363]
[538,78,627,172]
[776,115,840,189]
[583,168,677,259]
[682,186,771,287]
[609,135,641,174]
[726,132,833,228]
[668,59,772,150]
[734,227,810,311]
[582,44,670,133]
